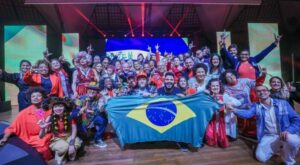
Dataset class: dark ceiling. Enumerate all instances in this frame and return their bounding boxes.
[0,0,300,43]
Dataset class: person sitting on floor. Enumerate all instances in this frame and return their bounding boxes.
[0,87,53,161]
[39,97,82,165]
[228,85,300,165]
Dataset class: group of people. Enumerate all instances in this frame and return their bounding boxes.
[0,33,300,165]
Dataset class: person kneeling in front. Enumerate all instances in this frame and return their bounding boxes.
[228,85,300,165]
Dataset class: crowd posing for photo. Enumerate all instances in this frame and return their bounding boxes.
[1,34,300,165]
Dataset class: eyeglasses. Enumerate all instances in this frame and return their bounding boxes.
[240,53,249,56]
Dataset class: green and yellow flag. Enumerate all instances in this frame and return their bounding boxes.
[106,92,221,148]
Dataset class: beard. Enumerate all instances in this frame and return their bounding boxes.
[165,82,174,90]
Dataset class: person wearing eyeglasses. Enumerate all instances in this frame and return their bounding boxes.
[227,85,300,165]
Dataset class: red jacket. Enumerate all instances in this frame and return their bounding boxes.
[23,71,63,97]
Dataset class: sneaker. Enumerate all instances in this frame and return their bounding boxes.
[177,142,189,152]
[94,139,108,148]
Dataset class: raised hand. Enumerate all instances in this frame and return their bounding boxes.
[147,45,152,52]
[261,67,267,75]
[274,33,282,46]
[43,48,52,58]
[155,44,160,51]
[37,119,51,129]
[59,55,66,63]
[87,44,94,54]
[188,41,195,49]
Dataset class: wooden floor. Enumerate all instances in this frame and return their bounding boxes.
[1,105,300,165]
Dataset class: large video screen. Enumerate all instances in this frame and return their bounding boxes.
[62,33,79,64]
[248,23,282,84]
[105,38,189,59]
[4,25,47,104]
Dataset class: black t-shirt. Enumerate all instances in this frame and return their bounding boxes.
[157,87,183,96]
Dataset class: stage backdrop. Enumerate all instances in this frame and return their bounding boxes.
[4,25,47,104]
[248,23,282,84]
[105,37,188,59]
[62,33,79,64]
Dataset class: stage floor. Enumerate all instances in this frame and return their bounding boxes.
[1,105,300,165]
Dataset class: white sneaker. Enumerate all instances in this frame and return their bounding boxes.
[94,140,107,148]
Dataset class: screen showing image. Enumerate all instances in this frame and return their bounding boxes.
[105,38,189,59]
[4,25,47,103]
[248,23,282,84]
[62,33,79,64]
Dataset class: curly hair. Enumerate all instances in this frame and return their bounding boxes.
[35,59,51,70]
[192,63,208,76]
[75,51,92,66]
[220,69,238,85]
[26,87,47,104]
[206,78,225,94]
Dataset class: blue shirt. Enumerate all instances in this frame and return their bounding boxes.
[41,76,52,94]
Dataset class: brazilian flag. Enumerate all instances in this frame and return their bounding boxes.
[105,92,221,148]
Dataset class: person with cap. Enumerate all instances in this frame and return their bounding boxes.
[74,82,108,148]
[128,71,156,97]
[39,97,82,165]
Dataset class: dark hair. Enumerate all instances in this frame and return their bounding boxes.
[209,53,223,74]
[50,58,62,69]
[240,49,249,54]
[35,59,50,68]
[149,60,157,68]
[137,53,144,60]
[206,78,225,94]
[26,87,47,104]
[192,63,208,76]
[133,60,141,64]
[35,59,52,74]
[165,72,175,78]
[220,69,238,85]
[269,76,284,89]
[228,44,238,50]
[102,57,110,62]
[177,76,188,89]
[184,56,193,62]
[20,60,31,68]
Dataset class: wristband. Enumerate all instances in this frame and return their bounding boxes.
[69,139,75,146]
